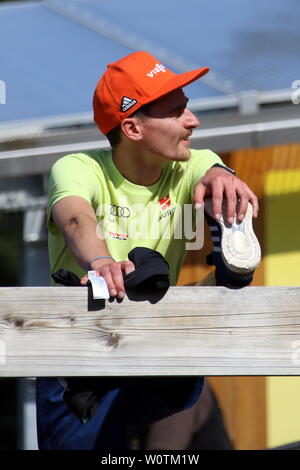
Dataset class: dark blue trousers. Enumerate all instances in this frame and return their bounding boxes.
[36,377,204,450]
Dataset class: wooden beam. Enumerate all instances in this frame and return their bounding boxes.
[0,286,299,377]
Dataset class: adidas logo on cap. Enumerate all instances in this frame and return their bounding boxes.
[121,96,137,112]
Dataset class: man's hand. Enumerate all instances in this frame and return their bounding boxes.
[52,196,135,299]
[194,166,259,223]
[80,258,135,299]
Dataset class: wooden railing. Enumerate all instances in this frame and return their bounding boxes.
[0,286,299,377]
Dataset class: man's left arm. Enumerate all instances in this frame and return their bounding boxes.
[193,165,259,224]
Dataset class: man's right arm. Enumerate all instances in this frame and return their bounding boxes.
[52,195,135,298]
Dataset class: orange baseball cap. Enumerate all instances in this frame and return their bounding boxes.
[93,51,209,135]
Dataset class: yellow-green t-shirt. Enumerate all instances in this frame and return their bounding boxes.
[47,148,223,285]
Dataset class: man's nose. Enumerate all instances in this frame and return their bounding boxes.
[184,108,200,129]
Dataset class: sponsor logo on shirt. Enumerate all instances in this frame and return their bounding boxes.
[110,204,131,218]
[108,230,128,240]
[159,194,171,210]
[158,194,176,220]
[95,199,204,250]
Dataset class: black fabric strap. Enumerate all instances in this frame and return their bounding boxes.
[211,163,235,175]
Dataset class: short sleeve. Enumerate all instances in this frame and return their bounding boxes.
[187,149,224,200]
[47,153,100,233]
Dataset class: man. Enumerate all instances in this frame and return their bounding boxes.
[36,51,258,450]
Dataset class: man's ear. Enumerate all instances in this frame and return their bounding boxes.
[120,117,143,141]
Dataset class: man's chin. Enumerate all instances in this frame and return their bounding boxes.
[179,148,192,161]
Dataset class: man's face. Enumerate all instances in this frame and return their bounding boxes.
[137,88,200,162]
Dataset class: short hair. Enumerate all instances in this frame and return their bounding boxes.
[105,103,152,149]
[106,124,122,149]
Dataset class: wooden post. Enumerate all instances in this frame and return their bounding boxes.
[0,286,300,377]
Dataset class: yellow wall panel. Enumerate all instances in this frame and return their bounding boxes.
[265,168,300,447]
[266,252,300,286]
[267,378,300,448]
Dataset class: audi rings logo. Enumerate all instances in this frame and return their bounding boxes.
[110,204,131,218]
